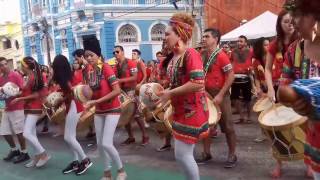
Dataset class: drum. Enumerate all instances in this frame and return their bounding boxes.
[253,96,273,112]
[45,92,64,108]
[2,82,20,97]
[73,85,93,103]
[44,104,66,124]
[258,104,307,161]
[206,94,221,126]
[140,104,154,122]
[139,83,164,110]
[77,107,95,131]
[150,101,173,137]
[118,92,135,127]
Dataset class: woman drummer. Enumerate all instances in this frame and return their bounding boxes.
[12,57,50,168]
[82,37,127,180]
[157,13,209,180]
[282,1,320,179]
[51,54,93,175]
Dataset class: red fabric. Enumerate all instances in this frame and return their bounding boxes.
[70,70,84,113]
[305,122,320,172]
[0,71,24,111]
[114,59,137,89]
[137,61,146,83]
[204,51,232,89]
[146,67,152,80]
[22,74,48,111]
[252,59,266,82]
[91,64,121,113]
[167,48,209,144]
[268,40,290,82]
[231,48,253,74]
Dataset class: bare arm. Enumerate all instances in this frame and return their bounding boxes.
[264,52,275,100]
[218,70,234,97]
[96,84,121,104]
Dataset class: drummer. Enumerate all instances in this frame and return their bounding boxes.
[113,45,149,146]
[198,28,237,168]
[280,1,320,179]
[51,54,93,175]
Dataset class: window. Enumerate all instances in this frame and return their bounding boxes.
[151,23,166,41]
[31,46,36,54]
[118,24,138,43]
[112,0,123,4]
[2,38,12,49]
[42,0,47,7]
[62,39,68,49]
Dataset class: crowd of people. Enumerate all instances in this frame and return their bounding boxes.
[0,0,319,180]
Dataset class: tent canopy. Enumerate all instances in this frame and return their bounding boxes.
[221,11,278,42]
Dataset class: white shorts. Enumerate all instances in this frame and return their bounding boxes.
[0,110,25,135]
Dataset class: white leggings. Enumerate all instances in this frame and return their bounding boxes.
[23,114,45,155]
[174,139,200,180]
[314,171,320,180]
[64,100,87,161]
[94,114,123,171]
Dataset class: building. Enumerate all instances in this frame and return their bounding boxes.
[0,0,24,69]
[19,0,204,65]
[204,0,285,34]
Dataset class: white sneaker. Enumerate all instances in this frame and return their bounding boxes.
[116,172,127,180]
[25,160,36,168]
[36,154,51,167]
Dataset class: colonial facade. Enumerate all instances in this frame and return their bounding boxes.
[20,0,204,65]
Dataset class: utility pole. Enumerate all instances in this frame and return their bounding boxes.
[40,17,51,65]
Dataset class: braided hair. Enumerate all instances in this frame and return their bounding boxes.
[21,56,44,92]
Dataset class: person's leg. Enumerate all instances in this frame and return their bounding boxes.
[157,134,172,152]
[135,116,149,145]
[23,114,45,155]
[102,114,126,179]
[174,139,199,180]
[270,159,282,178]
[243,81,252,122]
[231,83,244,123]
[94,114,112,179]
[313,170,320,180]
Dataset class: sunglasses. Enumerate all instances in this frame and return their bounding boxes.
[113,51,120,55]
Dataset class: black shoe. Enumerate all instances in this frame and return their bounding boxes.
[3,150,20,162]
[40,127,49,134]
[224,155,237,168]
[196,153,212,165]
[13,153,30,164]
[156,144,172,152]
[62,161,80,174]
[75,158,93,175]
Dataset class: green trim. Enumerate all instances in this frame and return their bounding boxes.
[190,71,204,79]
[305,144,320,164]
[172,122,209,137]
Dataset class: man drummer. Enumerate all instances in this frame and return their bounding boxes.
[113,46,149,146]
[0,57,30,164]
[197,28,237,168]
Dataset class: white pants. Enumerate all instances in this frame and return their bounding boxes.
[94,114,123,171]
[64,100,87,161]
[314,171,320,180]
[23,114,45,155]
[0,110,24,135]
[174,139,199,180]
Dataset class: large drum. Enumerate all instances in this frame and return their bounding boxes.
[1,82,20,98]
[77,107,95,131]
[253,96,273,112]
[258,104,307,161]
[45,92,64,108]
[73,85,93,103]
[139,83,163,110]
[43,104,66,124]
[118,91,135,127]
[206,94,221,126]
[150,101,173,138]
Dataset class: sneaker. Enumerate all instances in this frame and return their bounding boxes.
[120,138,135,146]
[141,136,149,146]
[40,127,49,134]
[224,155,237,168]
[25,159,37,168]
[62,160,80,174]
[75,158,93,175]
[156,144,172,152]
[13,152,30,164]
[196,153,212,165]
[3,150,20,162]
[116,172,127,180]
[254,137,266,143]
[36,154,51,168]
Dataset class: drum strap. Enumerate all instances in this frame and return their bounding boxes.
[204,48,221,77]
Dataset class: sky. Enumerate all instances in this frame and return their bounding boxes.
[0,0,21,24]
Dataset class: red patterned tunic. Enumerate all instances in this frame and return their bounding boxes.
[167,48,209,144]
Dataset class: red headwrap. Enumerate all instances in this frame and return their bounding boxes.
[169,18,193,42]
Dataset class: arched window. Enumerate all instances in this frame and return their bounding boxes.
[151,23,166,41]
[118,24,138,43]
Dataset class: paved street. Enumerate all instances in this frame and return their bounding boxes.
[0,109,308,180]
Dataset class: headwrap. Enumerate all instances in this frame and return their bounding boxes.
[169,17,193,42]
[83,37,101,57]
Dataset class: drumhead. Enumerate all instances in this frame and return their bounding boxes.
[253,97,273,112]
[259,104,306,128]
[207,97,221,126]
